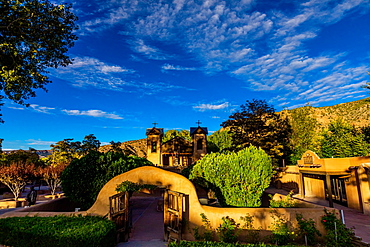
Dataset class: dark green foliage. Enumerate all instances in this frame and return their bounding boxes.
[168,241,300,247]
[163,129,191,142]
[0,0,78,122]
[190,146,273,207]
[61,151,153,209]
[193,213,214,241]
[207,129,233,153]
[269,191,297,208]
[295,214,321,246]
[216,216,240,243]
[115,180,156,193]
[319,119,370,158]
[321,209,355,247]
[0,215,115,247]
[269,210,294,245]
[222,99,292,167]
[0,149,44,167]
[289,105,319,164]
[81,134,101,155]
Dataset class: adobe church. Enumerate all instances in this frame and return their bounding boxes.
[146,125,208,167]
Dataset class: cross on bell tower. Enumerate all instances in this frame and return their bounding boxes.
[196,120,202,127]
[152,122,158,128]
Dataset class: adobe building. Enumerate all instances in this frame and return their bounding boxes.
[146,125,208,167]
[276,150,370,216]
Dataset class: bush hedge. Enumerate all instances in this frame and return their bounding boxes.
[168,241,302,247]
[61,151,153,209]
[190,146,273,207]
[0,215,116,247]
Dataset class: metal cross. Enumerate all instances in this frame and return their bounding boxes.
[196,120,202,126]
[152,122,158,127]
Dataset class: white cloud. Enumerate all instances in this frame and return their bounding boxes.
[161,64,198,71]
[128,39,174,60]
[29,104,55,114]
[193,102,230,111]
[68,57,132,74]
[7,106,25,110]
[26,139,56,146]
[72,0,370,108]
[62,109,123,119]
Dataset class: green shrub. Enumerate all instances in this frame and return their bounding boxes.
[269,191,297,208]
[240,214,261,243]
[269,210,295,245]
[190,145,273,207]
[193,213,214,241]
[321,208,354,247]
[115,180,157,193]
[295,213,321,245]
[168,241,302,246]
[0,215,115,247]
[61,151,153,210]
[216,216,240,243]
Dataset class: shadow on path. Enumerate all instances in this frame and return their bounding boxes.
[117,196,166,247]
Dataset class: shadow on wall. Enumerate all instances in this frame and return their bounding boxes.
[87,166,332,241]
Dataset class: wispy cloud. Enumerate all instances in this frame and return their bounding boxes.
[161,64,198,72]
[127,39,174,60]
[193,102,230,111]
[26,139,56,147]
[62,109,123,119]
[72,0,370,108]
[29,104,55,114]
[51,56,192,95]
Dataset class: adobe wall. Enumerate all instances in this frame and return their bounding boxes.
[87,166,331,240]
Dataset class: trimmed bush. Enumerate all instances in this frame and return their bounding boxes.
[0,215,116,247]
[190,145,273,207]
[168,241,301,247]
[61,151,153,210]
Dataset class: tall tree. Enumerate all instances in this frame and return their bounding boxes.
[320,119,370,158]
[0,0,78,122]
[207,129,233,153]
[48,138,82,165]
[162,130,191,142]
[39,163,67,195]
[289,105,319,164]
[222,99,291,166]
[0,156,39,200]
[81,134,100,154]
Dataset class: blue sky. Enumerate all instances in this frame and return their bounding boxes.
[1,0,370,150]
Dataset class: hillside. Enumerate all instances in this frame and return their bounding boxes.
[99,97,370,156]
[283,97,370,129]
[99,138,147,158]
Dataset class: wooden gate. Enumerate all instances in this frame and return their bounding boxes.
[108,191,130,242]
[164,190,185,242]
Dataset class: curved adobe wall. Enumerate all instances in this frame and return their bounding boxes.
[87,166,330,241]
[87,166,203,218]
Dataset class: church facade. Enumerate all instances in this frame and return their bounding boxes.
[146,126,208,167]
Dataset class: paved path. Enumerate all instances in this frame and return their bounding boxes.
[117,196,167,247]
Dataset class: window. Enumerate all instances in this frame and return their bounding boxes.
[152,141,157,153]
[197,139,203,150]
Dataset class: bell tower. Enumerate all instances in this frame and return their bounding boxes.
[146,122,163,166]
[190,121,208,162]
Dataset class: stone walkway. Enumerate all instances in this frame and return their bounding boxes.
[117,196,167,247]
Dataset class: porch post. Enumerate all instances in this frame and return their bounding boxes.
[325,174,334,208]
[299,172,305,198]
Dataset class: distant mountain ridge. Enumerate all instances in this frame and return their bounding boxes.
[99,97,370,157]
[284,97,370,128]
